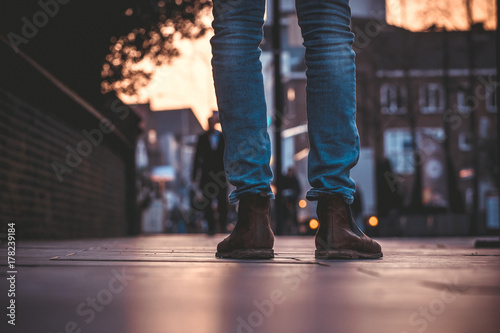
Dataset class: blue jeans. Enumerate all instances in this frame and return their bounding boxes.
[211,0,359,205]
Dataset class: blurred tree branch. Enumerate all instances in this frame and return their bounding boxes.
[101,0,212,96]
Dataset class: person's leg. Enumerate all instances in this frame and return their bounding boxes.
[211,0,274,258]
[211,0,273,205]
[295,0,359,204]
[295,0,382,259]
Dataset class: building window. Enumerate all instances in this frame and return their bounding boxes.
[479,116,491,139]
[457,90,473,114]
[380,83,406,114]
[384,129,414,174]
[384,128,444,175]
[148,129,157,145]
[420,83,445,114]
[486,84,497,113]
[458,132,473,151]
[287,87,296,102]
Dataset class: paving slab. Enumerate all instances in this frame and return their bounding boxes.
[1,235,499,333]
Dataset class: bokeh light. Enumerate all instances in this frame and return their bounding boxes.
[368,216,379,227]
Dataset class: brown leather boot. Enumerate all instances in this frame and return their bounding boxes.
[216,194,274,259]
[315,194,383,259]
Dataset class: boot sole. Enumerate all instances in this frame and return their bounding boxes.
[216,249,274,259]
[315,249,383,260]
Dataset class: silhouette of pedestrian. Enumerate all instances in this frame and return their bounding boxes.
[192,115,228,235]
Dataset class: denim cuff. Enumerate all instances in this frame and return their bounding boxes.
[306,189,354,205]
[229,190,275,205]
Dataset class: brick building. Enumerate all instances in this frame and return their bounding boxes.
[262,0,497,233]
[363,26,496,221]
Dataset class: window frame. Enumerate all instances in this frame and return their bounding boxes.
[419,83,445,114]
[380,83,407,115]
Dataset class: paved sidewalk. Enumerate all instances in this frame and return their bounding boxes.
[1,235,500,333]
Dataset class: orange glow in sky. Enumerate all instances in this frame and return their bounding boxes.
[386,0,497,31]
[119,21,217,130]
